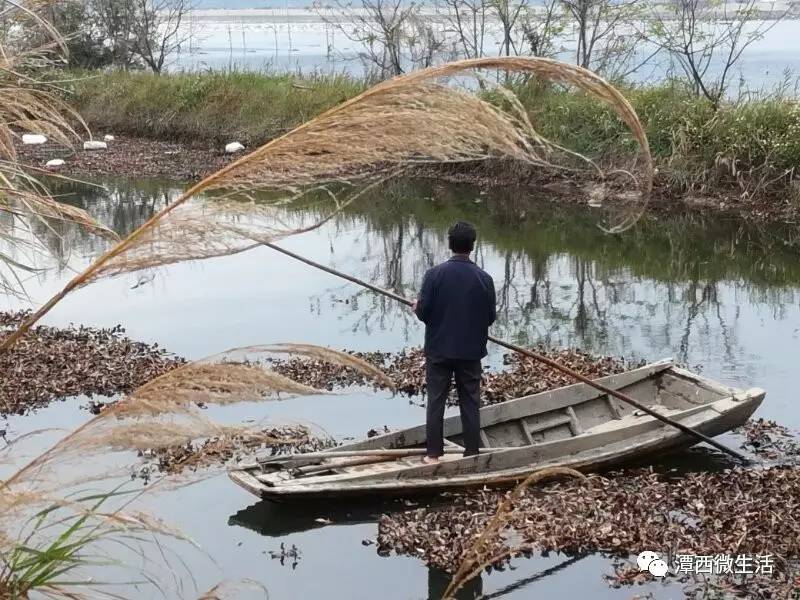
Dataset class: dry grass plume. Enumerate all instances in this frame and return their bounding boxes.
[0,56,652,351]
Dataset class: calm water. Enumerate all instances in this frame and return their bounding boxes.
[171,13,800,92]
[3,177,800,599]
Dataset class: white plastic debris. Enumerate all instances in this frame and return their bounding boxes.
[22,134,47,145]
[45,159,65,168]
[225,142,245,154]
[103,134,115,142]
[83,140,107,150]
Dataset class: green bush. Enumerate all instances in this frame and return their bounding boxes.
[508,80,800,194]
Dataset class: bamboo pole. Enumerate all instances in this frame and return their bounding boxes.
[263,241,750,464]
[260,446,511,463]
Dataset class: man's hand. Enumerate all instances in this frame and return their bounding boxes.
[411,299,418,313]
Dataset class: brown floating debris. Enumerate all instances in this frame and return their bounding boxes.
[150,425,336,475]
[736,417,800,461]
[271,346,638,406]
[377,466,800,597]
[0,310,184,416]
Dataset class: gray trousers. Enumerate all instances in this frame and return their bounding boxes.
[425,356,482,457]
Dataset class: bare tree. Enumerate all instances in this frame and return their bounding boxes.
[91,0,137,68]
[519,0,564,58]
[129,0,191,74]
[643,0,789,106]
[436,0,562,63]
[317,0,447,79]
[435,0,488,59]
[406,11,448,69]
[559,0,645,76]
[491,0,530,57]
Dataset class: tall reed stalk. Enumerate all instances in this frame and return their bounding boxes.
[0,56,652,353]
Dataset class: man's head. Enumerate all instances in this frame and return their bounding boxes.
[448,221,477,255]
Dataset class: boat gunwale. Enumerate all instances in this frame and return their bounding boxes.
[333,358,677,454]
[229,363,766,499]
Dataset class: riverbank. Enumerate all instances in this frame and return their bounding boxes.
[23,70,800,224]
[18,132,800,225]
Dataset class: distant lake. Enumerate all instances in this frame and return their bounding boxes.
[170,10,800,90]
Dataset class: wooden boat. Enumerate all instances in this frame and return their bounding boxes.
[229,360,764,500]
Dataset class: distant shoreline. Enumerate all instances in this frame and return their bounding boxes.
[186,4,798,23]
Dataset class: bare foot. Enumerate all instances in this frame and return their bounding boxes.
[422,456,440,464]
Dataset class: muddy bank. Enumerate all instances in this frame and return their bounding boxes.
[426,161,800,224]
[377,465,800,598]
[17,136,800,224]
[0,311,184,416]
[17,135,232,182]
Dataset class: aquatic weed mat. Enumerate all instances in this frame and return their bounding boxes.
[269,346,639,405]
[147,424,337,477]
[0,310,184,416]
[135,347,634,476]
[377,466,800,597]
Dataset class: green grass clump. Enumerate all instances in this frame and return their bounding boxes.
[511,80,800,195]
[70,70,365,144]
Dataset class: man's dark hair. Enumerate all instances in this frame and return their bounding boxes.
[448,221,477,254]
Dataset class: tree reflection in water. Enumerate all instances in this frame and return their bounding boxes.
[25,176,800,373]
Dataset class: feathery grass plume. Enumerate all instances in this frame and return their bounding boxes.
[0,346,360,595]
[0,0,114,297]
[443,467,586,599]
[0,346,360,597]
[0,56,652,351]
[113,343,392,418]
[3,344,382,495]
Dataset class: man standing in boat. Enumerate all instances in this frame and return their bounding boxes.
[412,221,497,463]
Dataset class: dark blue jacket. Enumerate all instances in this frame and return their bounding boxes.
[415,255,497,360]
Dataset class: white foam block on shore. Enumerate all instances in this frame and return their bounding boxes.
[22,134,47,145]
[83,140,108,150]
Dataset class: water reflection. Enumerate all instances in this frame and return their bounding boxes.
[229,496,413,537]
[230,497,595,600]
[6,176,800,599]
[17,176,800,379]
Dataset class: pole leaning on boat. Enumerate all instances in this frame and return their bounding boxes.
[263,241,750,465]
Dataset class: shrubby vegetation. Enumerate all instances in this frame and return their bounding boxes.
[68,69,800,202]
[69,69,365,143]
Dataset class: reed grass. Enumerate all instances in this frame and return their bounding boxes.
[1,342,375,598]
[511,80,800,197]
[443,466,586,598]
[0,485,197,599]
[0,56,652,353]
[70,69,366,144]
[0,0,114,297]
[71,70,800,203]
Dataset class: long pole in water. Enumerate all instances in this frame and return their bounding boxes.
[263,242,750,464]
